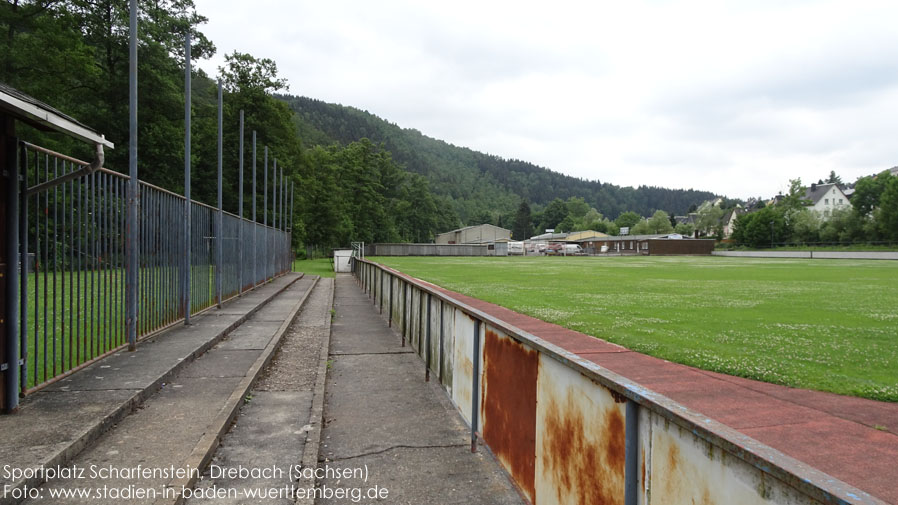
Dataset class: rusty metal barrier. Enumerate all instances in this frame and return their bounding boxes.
[351,258,885,505]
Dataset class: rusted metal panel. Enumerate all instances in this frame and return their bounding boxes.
[481,326,539,502]
[451,310,477,424]
[648,413,820,505]
[536,354,626,505]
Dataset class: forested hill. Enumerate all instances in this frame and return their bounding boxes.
[281,95,718,223]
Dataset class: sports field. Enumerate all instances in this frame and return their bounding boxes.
[375,256,898,402]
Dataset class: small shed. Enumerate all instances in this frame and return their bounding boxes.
[334,249,353,272]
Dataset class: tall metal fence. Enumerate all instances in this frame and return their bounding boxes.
[15,141,292,392]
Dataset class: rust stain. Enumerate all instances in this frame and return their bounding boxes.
[541,386,625,505]
[482,330,538,502]
[659,435,715,505]
[609,389,627,404]
[666,441,680,476]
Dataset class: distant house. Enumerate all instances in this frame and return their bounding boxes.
[434,224,511,245]
[721,208,744,238]
[804,183,850,218]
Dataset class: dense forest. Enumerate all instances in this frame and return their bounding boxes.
[2,0,717,252]
[284,96,718,225]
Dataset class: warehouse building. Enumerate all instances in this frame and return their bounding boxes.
[435,224,511,245]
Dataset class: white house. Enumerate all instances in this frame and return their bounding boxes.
[804,183,850,218]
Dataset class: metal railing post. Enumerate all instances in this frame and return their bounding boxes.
[402,282,407,347]
[425,293,431,382]
[3,137,21,413]
[439,300,444,383]
[125,0,138,351]
[625,399,639,505]
[471,319,481,452]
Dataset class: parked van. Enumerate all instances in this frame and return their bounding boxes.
[562,244,584,255]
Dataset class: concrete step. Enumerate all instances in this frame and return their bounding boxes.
[184,277,334,505]
[1,274,315,505]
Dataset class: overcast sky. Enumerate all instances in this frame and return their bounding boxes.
[192,0,898,200]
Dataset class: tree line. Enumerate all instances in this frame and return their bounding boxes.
[284,95,718,227]
[731,173,898,248]
[2,0,452,253]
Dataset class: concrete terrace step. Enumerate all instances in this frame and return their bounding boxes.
[0,273,308,505]
[184,277,335,505]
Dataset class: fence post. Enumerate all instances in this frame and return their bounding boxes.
[215,80,223,308]
[272,158,277,277]
[425,293,431,382]
[402,282,407,347]
[252,132,256,287]
[290,181,294,271]
[3,133,20,413]
[238,110,243,294]
[126,0,138,351]
[625,400,639,505]
[278,165,287,273]
[263,147,267,281]
[182,31,191,324]
[388,273,393,327]
[471,318,481,452]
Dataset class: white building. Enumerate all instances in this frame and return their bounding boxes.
[804,183,850,218]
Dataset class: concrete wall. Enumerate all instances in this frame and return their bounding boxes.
[353,259,885,505]
[713,251,898,260]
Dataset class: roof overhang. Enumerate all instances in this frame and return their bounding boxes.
[0,86,113,149]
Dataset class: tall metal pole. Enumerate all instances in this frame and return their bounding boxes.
[126,0,138,351]
[238,110,243,294]
[252,131,256,287]
[3,130,21,412]
[263,146,267,281]
[290,181,294,268]
[279,165,284,271]
[215,80,223,308]
[183,31,192,325]
[272,158,277,275]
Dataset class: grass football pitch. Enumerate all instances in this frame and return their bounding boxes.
[375,255,898,402]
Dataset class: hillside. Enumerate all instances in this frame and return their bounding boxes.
[281,95,718,224]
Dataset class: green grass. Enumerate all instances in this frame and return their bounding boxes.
[21,265,221,388]
[375,256,898,402]
[292,258,336,278]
